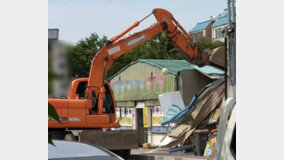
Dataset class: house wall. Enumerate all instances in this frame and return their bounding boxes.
[110,62,216,146]
[190,31,204,42]
[204,21,215,41]
[212,25,228,42]
[190,21,215,41]
[179,70,214,106]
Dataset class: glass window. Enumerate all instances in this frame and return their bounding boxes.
[103,84,114,113]
[215,28,221,39]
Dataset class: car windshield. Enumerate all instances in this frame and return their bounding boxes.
[48,140,111,159]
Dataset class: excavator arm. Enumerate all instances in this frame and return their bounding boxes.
[86,8,209,114]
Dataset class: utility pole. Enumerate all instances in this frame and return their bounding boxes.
[227,0,236,99]
[214,1,236,159]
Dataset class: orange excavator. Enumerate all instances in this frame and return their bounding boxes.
[48,8,208,153]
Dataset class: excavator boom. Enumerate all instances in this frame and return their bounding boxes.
[48,8,209,130]
[86,8,208,114]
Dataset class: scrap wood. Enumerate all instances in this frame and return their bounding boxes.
[182,82,224,142]
[191,95,210,119]
[183,80,224,124]
[169,124,191,138]
[143,143,152,149]
[189,79,224,119]
[159,135,176,147]
[159,82,224,148]
[161,79,224,126]
[208,108,221,124]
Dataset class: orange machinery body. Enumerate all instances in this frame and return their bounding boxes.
[48,8,208,129]
[48,78,120,128]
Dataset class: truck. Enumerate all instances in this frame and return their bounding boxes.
[48,8,208,158]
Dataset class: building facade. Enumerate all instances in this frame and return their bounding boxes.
[109,59,223,146]
[48,29,70,97]
[189,9,228,42]
[189,20,215,42]
[212,9,229,42]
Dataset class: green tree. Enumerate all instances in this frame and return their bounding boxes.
[69,33,224,79]
[106,33,183,78]
[196,38,224,51]
[69,33,108,78]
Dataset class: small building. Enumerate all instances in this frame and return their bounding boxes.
[109,59,223,146]
[212,9,229,42]
[48,28,70,97]
[189,19,215,42]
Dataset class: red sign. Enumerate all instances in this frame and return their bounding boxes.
[159,76,164,88]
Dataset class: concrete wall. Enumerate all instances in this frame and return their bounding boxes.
[179,70,214,106]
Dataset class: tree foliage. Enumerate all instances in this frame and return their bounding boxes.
[69,33,224,79]
[196,38,224,51]
[106,33,184,79]
[69,33,108,78]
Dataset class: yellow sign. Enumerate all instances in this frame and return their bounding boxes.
[143,107,149,128]
[152,115,165,126]
[119,116,132,126]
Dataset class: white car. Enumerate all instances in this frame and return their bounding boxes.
[48,140,124,160]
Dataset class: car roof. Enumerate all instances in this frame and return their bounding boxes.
[48,140,112,159]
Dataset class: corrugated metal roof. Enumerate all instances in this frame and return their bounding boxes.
[212,9,228,27]
[109,59,224,79]
[138,59,194,75]
[219,9,228,17]
[193,65,224,75]
[190,20,212,32]
[212,16,228,27]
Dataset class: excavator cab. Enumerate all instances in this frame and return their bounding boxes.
[48,78,119,128]
[70,78,115,115]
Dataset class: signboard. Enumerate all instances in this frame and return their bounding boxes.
[119,116,132,126]
[152,115,165,126]
[143,107,151,128]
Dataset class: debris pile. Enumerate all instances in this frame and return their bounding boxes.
[157,78,225,157]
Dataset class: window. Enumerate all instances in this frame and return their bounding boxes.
[76,81,87,99]
[196,31,203,39]
[103,84,114,113]
[215,27,222,39]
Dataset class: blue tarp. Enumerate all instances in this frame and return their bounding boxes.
[161,78,224,125]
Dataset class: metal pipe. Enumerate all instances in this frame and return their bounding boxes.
[111,21,140,43]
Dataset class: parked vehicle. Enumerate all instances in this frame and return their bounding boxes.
[48,140,124,160]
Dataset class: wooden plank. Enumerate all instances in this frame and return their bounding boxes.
[169,124,190,138]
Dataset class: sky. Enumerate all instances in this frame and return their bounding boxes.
[48,0,227,44]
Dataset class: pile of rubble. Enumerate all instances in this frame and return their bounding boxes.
[157,78,225,157]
